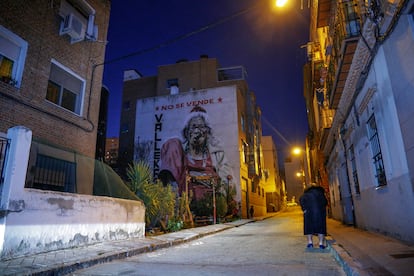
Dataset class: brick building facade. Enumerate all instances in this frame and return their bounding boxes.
[0,0,110,158]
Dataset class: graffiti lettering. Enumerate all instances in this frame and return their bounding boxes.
[186,99,214,107]
[160,105,174,110]
[157,98,219,112]
[153,114,163,179]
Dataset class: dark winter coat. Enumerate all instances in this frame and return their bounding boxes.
[299,185,328,235]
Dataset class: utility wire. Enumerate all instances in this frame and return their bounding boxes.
[89,1,266,131]
[262,115,291,146]
[96,1,265,67]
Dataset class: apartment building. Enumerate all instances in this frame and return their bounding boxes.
[262,136,284,211]
[119,56,275,218]
[304,0,414,243]
[0,0,110,194]
[105,136,119,166]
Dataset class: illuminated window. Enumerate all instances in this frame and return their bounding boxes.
[47,60,85,114]
[0,25,28,87]
[241,140,248,164]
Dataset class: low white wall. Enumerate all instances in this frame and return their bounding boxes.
[0,126,146,259]
[1,189,145,259]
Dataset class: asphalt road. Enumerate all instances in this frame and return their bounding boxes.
[72,207,345,275]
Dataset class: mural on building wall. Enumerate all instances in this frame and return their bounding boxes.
[135,87,239,217]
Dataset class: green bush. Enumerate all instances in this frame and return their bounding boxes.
[126,161,175,230]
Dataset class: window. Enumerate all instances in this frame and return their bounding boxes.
[341,1,361,37]
[242,140,248,164]
[47,60,85,114]
[367,115,387,187]
[217,66,246,81]
[0,25,28,88]
[349,145,360,194]
[167,78,178,88]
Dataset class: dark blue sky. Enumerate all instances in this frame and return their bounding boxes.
[103,0,310,157]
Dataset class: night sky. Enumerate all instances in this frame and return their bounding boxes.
[102,0,310,160]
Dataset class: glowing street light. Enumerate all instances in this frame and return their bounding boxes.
[292,147,303,156]
[276,0,288,7]
[292,146,306,189]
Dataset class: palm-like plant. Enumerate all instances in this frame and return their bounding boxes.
[126,161,175,230]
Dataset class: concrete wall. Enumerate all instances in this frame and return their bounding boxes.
[0,126,145,259]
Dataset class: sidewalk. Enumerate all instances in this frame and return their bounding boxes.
[1,214,413,276]
[0,219,253,276]
[326,218,414,276]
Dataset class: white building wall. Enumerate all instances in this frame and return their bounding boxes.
[333,10,414,243]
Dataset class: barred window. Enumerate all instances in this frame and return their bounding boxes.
[367,115,387,187]
[349,145,360,194]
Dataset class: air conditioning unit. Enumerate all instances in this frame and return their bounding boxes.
[59,13,85,43]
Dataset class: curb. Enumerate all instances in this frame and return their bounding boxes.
[327,236,366,276]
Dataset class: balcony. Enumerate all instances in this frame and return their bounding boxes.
[328,37,359,109]
[325,1,362,109]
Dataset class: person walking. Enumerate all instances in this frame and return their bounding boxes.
[249,205,254,219]
[299,183,328,249]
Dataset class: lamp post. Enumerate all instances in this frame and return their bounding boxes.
[292,147,306,190]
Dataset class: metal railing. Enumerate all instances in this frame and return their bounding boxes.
[0,136,10,187]
[32,154,76,193]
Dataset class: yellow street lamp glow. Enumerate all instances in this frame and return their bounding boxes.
[276,0,288,7]
[292,147,302,155]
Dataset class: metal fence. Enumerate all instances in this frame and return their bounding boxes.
[0,136,10,187]
[32,153,77,193]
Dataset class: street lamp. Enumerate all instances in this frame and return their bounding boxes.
[292,147,306,190]
[276,0,288,7]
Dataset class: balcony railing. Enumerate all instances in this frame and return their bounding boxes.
[217,66,247,82]
[326,1,362,109]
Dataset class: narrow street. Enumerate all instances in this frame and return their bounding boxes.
[73,207,345,275]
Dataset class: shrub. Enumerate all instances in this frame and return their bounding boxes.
[126,161,175,230]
